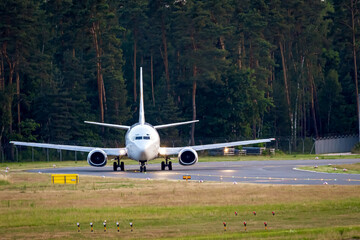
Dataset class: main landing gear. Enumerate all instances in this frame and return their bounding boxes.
[139,161,147,172]
[161,157,172,171]
[113,157,125,172]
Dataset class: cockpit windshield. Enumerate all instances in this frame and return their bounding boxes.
[134,135,151,140]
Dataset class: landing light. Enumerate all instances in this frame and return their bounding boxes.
[159,148,166,155]
[224,147,229,153]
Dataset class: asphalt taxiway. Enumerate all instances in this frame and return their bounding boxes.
[29,158,360,185]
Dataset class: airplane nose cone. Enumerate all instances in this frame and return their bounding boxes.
[139,150,149,160]
[135,142,155,161]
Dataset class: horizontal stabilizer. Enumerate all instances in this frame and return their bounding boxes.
[154,120,199,129]
[84,121,130,130]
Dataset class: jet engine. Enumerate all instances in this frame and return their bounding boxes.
[178,147,198,166]
[87,148,107,167]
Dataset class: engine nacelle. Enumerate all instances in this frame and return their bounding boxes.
[178,147,198,166]
[87,148,107,167]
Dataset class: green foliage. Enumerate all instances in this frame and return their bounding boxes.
[352,143,360,154]
[10,119,39,142]
[0,0,359,148]
[0,180,10,186]
[275,149,286,155]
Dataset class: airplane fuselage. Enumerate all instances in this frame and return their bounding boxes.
[125,123,160,162]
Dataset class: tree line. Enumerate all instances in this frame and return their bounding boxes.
[0,0,359,153]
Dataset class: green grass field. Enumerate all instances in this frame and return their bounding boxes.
[0,156,360,239]
[299,163,360,174]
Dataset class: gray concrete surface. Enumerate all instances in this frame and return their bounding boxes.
[29,158,360,185]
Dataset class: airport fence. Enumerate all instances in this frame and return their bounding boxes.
[315,134,359,154]
[0,136,317,163]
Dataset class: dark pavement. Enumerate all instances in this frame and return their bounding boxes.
[29,158,360,185]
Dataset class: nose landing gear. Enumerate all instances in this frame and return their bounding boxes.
[161,157,172,171]
[140,161,147,172]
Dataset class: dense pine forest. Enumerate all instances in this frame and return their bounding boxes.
[0,0,359,154]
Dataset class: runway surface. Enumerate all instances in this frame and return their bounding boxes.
[30,158,360,185]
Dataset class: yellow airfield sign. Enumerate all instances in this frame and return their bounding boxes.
[51,174,79,184]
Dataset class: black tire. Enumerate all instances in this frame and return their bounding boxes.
[120,161,125,171]
[113,162,118,171]
[161,161,165,171]
[168,161,172,170]
[140,165,143,172]
[143,166,147,172]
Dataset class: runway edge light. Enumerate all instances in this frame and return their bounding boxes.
[253,211,256,216]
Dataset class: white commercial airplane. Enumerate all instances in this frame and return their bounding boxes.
[11,67,275,172]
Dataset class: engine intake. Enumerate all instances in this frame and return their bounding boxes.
[87,148,107,167]
[178,147,198,166]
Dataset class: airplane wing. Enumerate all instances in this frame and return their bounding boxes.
[159,138,275,156]
[10,141,127,156]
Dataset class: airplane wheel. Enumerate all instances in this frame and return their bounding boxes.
[140,165,143,172]
[143,166,147,172]
[168,161,172,170]
[113,162,118,171]
[161,161,165,171]
[120,161,125,171]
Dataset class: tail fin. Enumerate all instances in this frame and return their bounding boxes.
[139,67,145,125]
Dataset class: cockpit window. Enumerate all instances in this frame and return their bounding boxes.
[134,135,151,140]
